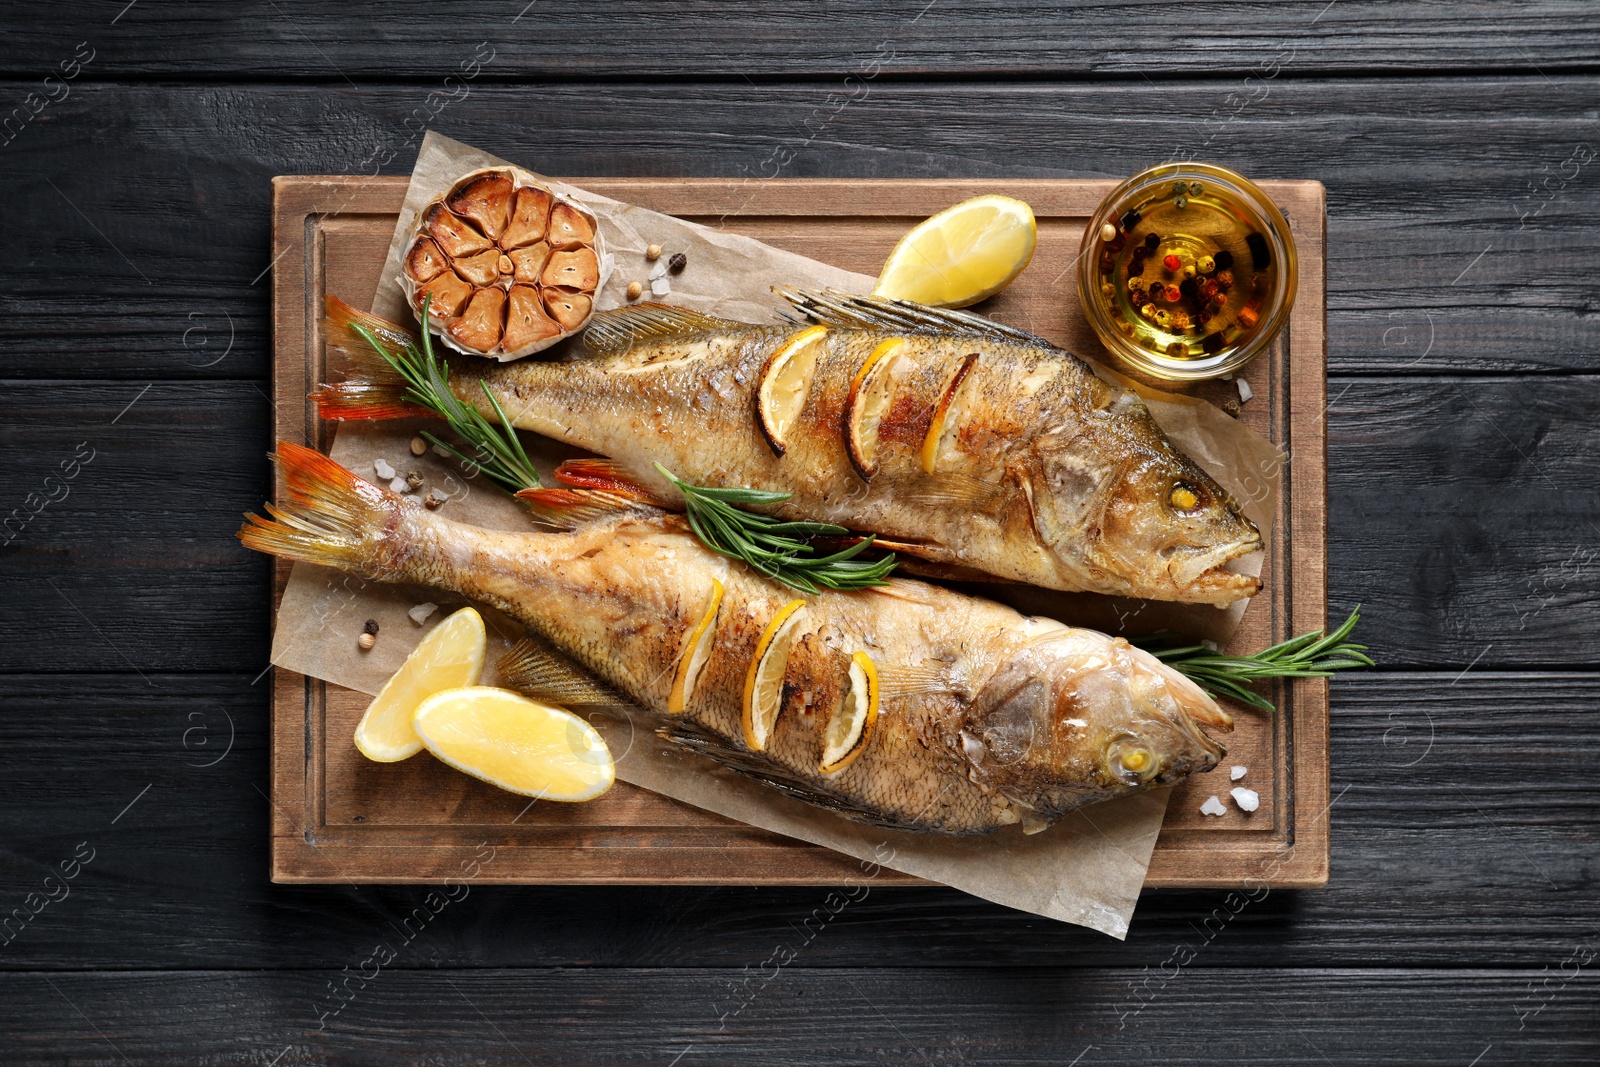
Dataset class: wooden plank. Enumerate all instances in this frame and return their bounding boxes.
[0,671,1595,970]
[3,79,1597,379]
[3,374,1596,672]
[7,1,1598,77]
[0,968,1593,1065]
[267,174,1327,889]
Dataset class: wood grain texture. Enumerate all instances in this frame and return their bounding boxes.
[0,671,1594,972]
[2,79,1596,379]
[1,967,1594,1066]
[6,1,1600,77]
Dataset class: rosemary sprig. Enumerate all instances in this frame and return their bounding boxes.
[1133,606,1373,711]
[350,294,542,495]
[655,464,898,594]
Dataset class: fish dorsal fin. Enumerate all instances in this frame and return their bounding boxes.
[776,288,1049,347]
[582,303,742,355]
[498,635,627,706]
[551,458,667,504]
[514,487,662,530]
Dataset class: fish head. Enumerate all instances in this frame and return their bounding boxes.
[1031,437,1264,605]
[965,627,1231,813]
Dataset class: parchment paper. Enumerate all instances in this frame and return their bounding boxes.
[269,132,1285,938]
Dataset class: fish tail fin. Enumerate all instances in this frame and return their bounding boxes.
[238,440,403,576]
[311,296,434,421]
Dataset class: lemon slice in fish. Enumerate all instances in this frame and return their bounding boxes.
[669,579,724,715]
[742,599,807,751]
[920,353,980,474]
[413,686,614,801]
[845,337,906,481]
[354,606,486,763]
[873,195,1037,308]
[820,651,880,774]
[757,326,827,457]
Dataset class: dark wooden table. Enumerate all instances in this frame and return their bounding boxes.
[3,4,1597,1063]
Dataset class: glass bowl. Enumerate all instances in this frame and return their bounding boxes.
[1077,162,1297,382]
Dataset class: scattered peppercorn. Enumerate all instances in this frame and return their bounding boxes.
[405,471,423,491]
[358,632,376,651]
[1163,254,1181,272]
[1201,332,1225,354]
[668,252,687,274]
[1222,399,1241,418]
[645,244,662,261]
[1100,222,1117,242]
[1214,249,1235,270]
[1197,254,1216,274]
[626,280,643,300]
[363,619,380,635]
[1216,269,1235,291]
[424,489,446,510]
[410,436,427,456]
[1178,278,1198,299]
[1189,181,1204,196]
[1164,285,1181,302]
[1143,232,1160,250]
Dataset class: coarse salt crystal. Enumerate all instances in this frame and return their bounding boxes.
[1200,795,1227,817]
[374,458,395,480]
[1231,786,1260,813]
[1237,379,1253,403]
[1230,765,1248,780]
[408,603,438,625]
[389,476,411,494]
[432,444,451,458]
[650,277,671,296]
[648,261,668,281]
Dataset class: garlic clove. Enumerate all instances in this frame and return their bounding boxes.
[424,204,493,258]
[540,247,600,292]
[547,202,596,249]
[447,172,514,241]
[509,242,551,285]
[504,286,563,352]
[447,287,507,352]
[543,289,593,332]
[500,186,552,249]
[405,237,449,282]
[452,249,504,287]
[412,270,475,319]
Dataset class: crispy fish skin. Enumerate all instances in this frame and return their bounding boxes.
[318,295,1264,606]
[240,443,1230,835]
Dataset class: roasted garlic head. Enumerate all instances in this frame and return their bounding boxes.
[400,167,603,359]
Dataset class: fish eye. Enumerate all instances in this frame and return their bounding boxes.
[1106,737,1160,783]
[1168,481,1203,513]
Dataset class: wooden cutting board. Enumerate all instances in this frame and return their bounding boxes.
[268,176,1328,889]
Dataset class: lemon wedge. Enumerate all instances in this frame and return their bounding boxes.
[756,326,827,456]
[742,599,807,752]
[354,606,485,762]
[413,686,615,801]
[873,195,1037,308]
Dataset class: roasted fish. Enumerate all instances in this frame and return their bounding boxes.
[241,443,1230,834]
[315,292,1263,606]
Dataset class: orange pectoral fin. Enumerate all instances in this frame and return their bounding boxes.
[550,458,667,504]
[515,486,662,530]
